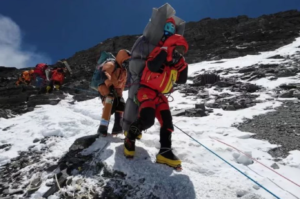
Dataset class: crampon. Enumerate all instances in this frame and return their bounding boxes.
[156,161,182,171]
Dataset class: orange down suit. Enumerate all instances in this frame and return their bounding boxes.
[97,50,129,98]
[16,70,34,85]
[96,50,131,136]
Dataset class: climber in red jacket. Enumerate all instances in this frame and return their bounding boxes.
[124,17,189,170]
[46,67,67,93]
[33,63,49,89]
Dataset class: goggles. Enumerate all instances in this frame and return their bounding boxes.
[164,22,176,35]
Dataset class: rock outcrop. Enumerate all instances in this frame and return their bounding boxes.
[1,10,300,119]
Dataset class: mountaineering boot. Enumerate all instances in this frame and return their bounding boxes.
[54,84,60,90]
[156,129,182,170]
[112,112,123,136]
[46,85,51,93]
[124,121,142,158]
[124,130,142,140]
[124,137,135,158]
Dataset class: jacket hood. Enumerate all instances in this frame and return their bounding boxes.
[116,49,131,67]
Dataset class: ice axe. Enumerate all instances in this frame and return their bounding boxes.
[59,60,73,76]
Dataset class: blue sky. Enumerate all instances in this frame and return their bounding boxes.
[0,0,300,68]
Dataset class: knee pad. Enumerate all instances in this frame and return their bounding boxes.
[115,97,125,112]
[160,110,174,132]
[139,107,155,130]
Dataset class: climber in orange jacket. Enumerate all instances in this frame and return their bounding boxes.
[97,49,131,136]
[16,70,35,86]
[124,17,189,169]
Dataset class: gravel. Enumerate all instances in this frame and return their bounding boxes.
[237,101,300,158]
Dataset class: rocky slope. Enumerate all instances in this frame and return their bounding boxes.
[1,48,300,198]
[0,11,300,198]
[1,9,300,120]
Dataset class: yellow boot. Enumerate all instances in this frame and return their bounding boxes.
[124,137,135,158]
[156,150,182,169]
[54,84,60,90]
[124,130,142,140]
[124,122,142,158]
[156,130,182,170]
[46,86,51,93]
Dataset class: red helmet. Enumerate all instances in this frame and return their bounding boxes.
[166,17,175,25]
[164,17,176,35]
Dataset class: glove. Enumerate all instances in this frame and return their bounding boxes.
[172,57,187,72]
[160,46,176,63]
[108,86,116,97]
[172,49,183,64]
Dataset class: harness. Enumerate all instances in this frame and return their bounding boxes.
[137,85,173,108]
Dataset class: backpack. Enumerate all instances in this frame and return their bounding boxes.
[90,51,116,91]
[51,70,65,83]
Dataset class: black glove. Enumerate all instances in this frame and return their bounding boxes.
[172,50,183,65]
[108,86,116,97]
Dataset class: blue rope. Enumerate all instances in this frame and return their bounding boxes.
[174,124,281,199]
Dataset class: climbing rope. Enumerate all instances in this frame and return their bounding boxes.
[209,136,300,188]
[246,166,299,199]
[174,124,281,199]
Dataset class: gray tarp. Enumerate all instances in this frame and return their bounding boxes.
[122,3,186,131]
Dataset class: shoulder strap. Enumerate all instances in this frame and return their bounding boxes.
[112,60,120,73]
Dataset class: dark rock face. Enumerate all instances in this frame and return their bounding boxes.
[63,10,300,66]
[0,66,99,119]
[207,94,260,111]
[236,63,300,81]
[173,103,213,117]
[1,10,300,119]
[0,85,67,119]
[0,149,54,198]
[63,9,300,90]
[238,101,300,158]
[178,74,262,112]
[179,10,300,62]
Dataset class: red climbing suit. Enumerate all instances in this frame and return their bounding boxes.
[51,69,65,84]
[140,34,188,94]
[137,34,189,128]
[34,63,48,79]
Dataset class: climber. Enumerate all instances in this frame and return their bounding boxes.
[33,63,50,90]
[97,49,131,137]
[124,17,189,170]
[16,69,35,86]
[46,66,68,93]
